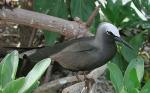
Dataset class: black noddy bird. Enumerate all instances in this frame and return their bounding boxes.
[50,22,132,71]
[15,22,132,71]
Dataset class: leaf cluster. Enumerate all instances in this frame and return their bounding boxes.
[0,51,51,93]
[108,57,150,93]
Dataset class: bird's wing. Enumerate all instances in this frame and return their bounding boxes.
[62,41,97,52]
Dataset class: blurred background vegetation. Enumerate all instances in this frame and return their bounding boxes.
[0,0,150,92]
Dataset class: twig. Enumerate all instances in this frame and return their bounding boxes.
[28,28,36,47]
[43,64,53,83]
[86,5,100,28]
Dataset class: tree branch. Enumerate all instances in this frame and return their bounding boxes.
[33,65,108,93]
[0,8,90,38]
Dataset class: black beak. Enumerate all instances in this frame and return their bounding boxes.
[114,36,133,49]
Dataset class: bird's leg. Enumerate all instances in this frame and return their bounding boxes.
[73,72,82,82]
[83,72,90,93]
[83,72,95,93]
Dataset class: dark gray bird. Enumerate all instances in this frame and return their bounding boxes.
[0,22,130,73]
[22,22,132,71]
[51,22,132,71]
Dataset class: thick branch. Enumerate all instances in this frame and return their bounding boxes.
[0,8,90,38]
[33,65,107,93]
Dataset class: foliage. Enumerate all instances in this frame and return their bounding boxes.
[120,31,146,62]
[33,0,68,45]
[132,0,150,29]
[33,0,148,64]
[32,0,149,88]
[33,0,100,45]
[100,0,140,27]
[132,0,150,16]
[0,51,51,93]
[108,57,150,93]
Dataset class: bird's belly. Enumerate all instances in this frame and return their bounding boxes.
[54,52,109,71]
[54,46,117,71]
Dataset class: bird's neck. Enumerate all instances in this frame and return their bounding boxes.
[94,34,116,50]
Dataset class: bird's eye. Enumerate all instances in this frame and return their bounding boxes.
[106,31,114,36]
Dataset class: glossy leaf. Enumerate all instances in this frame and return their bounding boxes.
[111,52,128,73]
[130,88,140,93]
[0,51,19,88]
[124,68,139,92]
[3,77,25,93]
[18,58,51,93]
[24,81,39,93]
[124,57,144,91]
[132,0,150,15]
[132,0,143,11]
[101,0,141,27]
[141,80,150,93]
[121,32,145,62]
[107,63,123,93]
[71,0,96,22]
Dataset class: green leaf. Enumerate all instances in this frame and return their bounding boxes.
[111,52,128,73]
[130,88,140,93]
[101,0,133,26]
[132,0,143,11]
[121,32,145,62]
[0,51,19,88]
[125,57,144,82]
[141,80,150,93]
[132,0,150,16]
[124,68,139,92]
[18,58,51,93]
[34,0,68,45]
[124,57,144,91]
[70,0,96,22]
[3,77,25,93]
[100,0,142,27]
[34,0,68,18]
[43,31,59,46]
[24,81,39,93]
[0,63,2,90]
[107,63,123,93]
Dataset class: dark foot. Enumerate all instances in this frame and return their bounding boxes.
[75,73,82,82]
[82,73,95,93]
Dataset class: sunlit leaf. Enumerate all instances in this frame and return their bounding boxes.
[124,57,144,91]
[107,63,124,93]
[141,80,150,93]
[3,77,25,93]
[0,51,19,88]
[18,58,51,93]
[121,32,145,62]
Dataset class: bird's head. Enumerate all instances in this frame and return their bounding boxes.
[96,22,133,49]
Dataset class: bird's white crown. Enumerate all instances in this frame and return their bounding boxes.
[99,22,120,37]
